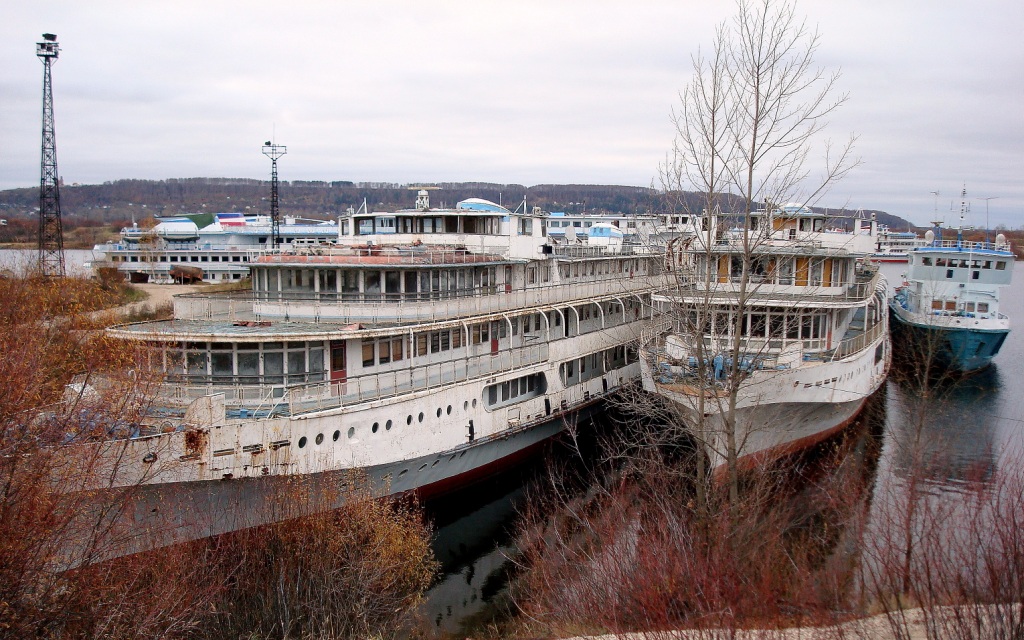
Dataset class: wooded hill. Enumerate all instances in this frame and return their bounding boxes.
[0,177,915,237]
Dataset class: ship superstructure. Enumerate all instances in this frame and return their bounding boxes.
[641,204,889,471]
[99,191,665,522]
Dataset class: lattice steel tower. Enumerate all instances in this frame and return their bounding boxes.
[37,33,65,277]
[262,141,287,247]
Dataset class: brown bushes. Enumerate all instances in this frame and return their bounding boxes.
[511,387,1024,639]
[510,430,873,637]
[0,273,437,639]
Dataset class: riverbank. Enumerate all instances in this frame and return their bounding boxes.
[571,604,1021,639]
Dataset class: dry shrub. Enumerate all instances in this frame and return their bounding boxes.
[0,273,437,639]
[510,430,873,638]
[0,274,171,637]
[202,486,437,640]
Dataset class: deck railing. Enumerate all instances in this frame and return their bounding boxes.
[155,343,550,415]
[661,271,880,305]
[170,278,668,324]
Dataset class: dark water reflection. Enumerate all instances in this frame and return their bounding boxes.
[884,364,1001,486]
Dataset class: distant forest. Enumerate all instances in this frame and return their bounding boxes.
[0,177,914,244]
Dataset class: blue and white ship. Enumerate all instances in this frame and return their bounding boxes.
[889,197,1013,373]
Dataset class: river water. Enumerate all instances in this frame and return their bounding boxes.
[0,248,96,276]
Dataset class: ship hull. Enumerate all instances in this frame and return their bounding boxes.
[889,303,1009,373]
[83,399,604,562]
[645,323,889,473]
[679,395,871,473]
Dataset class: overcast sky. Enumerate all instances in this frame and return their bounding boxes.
[2,1,1022,227]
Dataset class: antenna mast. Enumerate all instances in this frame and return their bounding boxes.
[37,33,65,277]
[262,141,287,247]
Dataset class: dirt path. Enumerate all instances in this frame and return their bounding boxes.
[91,283,206,323]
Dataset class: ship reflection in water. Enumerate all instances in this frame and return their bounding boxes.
[420,460,539,635]
[885,364,1002,487]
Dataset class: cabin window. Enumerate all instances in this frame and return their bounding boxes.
[786,314,800,339]
[778,259,795,285]
[978,303,990,313]
[983,261,992,269]
[972,271,980,280]
[810,261,824,286]
[236,351,259,382]
[342,271,359,296]
[378,341,390,364]
[966,302,976,312]
[416,334,428,356]
[212,352,232,380]
[936,258,947,267]
[391,338,404,362]
[288,347,305,379]
[997,261,1007,270]
[931,300,943,310]
[330,345,345,372]
[945,301,956,311]
[264,352,284,384]
[365,272,381,297]
[385,271,400,300]
[362,342,374,367]
[922,257,932,266]
[946,269,954,279]
[187,351,207,376]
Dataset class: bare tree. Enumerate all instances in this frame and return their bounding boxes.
[652,0,862,504]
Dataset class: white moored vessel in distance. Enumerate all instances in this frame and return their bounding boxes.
[89,190,666,547]
[91,212,343,283]
[641,204,890,472]
[871,224,927,262]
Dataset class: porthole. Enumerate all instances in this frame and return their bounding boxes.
[142,452,157,464]
[463,400,469,411]
[446,405,452,415]
[418,412,424,423]
[407,415,413,425]
[333,430,340,441]
[372,422,379,433]
[431,459,440,467]
[472,399,477,408]
[298,436,308,448]
[315,433,324,445]
[418,463,428,472]
[386,419,393,431]
[436,407,442,418]
[398,469,408,478]
[347,427,355,439]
